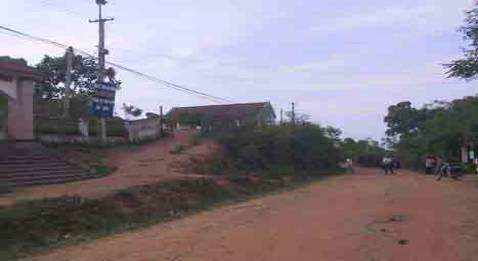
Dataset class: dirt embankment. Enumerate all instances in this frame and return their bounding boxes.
[0,130,219,207]
[30,168,478,261]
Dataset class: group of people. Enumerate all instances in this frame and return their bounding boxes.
[424,155,462,180]
[424,155,442,175]
[381,156,399,175]
[344,156,400,175]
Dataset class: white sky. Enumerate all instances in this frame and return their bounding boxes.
[1,0,477,139]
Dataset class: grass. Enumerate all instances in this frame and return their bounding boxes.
[0,171,342,260]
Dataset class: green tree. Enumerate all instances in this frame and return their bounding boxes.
[446,4,478,79]
[384,101,428,137]
[34,54,121,99]
[122,103,143,119]
[384,96,478,168]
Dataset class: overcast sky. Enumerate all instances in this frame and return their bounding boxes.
[1,0,477,139]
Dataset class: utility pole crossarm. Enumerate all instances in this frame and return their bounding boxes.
[90,0,114,144]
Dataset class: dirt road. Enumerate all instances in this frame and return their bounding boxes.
[30,168,478,261]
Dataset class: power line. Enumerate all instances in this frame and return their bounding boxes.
[0,25,233,104]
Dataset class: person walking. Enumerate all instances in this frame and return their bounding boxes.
[425,156,434,175]
[474,158,478,175]
[436,160,451,181]
[382,156,394,175]
[434,156,443,176]
[345,158,354,174]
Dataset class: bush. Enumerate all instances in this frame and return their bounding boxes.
[214,125,342,175]
[34,118,80,135]
[88,118,127,137]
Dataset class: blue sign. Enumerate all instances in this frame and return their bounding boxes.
[91,81,117,118]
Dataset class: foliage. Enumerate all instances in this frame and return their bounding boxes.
[172,112,202,126]
[340,138,387,167]
[88,118,127,137]
[34,95,91,119]
[34,55,98,99]
[214,125,342,174]
[122,103,143,118]
[446,4,478,80]
[0,176,314,260]
[384,96,478,168]
[34,118,80,135]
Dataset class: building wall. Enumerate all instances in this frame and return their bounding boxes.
[0,78,17,99]
[0,95,7,141]
[3,77,34,141]
[125,118,162,143]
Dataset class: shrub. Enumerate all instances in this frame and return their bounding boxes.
[88,118,127,137]
[214,125,342,175]
[34,118,80,135]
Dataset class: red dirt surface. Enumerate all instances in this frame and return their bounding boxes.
[29,168,478,261]
[0,130,218,206]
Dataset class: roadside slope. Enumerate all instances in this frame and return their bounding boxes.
[30,168,478,261]
[1,130,218,206]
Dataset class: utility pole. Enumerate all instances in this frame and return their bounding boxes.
[159,105,164,136]
[280,108,283,125]
[291,102,296,126]
[62,47,74,118]
[89,0,114,144]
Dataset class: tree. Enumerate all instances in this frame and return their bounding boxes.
[324,126,342,142]
[446,4,478,80]
[34,54,121,99]
[122,103,143,119]
[384,96,478,168]
[384,101,431,137]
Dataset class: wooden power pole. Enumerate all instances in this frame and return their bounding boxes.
[280,108,283,125]
[291,102,296,126]
[90,0,114,144]
[159,105,164,136]
[63,47,74,118]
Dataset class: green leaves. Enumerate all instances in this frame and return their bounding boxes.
[446,5,478,79]
[387,97,478,167]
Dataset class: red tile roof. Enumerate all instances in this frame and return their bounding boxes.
[0,61,42,80]
[169,102,275,121]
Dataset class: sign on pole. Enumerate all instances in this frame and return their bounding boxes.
[91,81,117,118]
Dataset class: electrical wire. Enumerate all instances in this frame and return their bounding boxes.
[0,25,233,104]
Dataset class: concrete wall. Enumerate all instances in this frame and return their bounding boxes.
[0,78,17,99]
[125,118,162,143]
[1,76,34,141]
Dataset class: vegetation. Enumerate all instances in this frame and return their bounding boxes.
[446,3,478,80]
[209,125,342,176]
[0,176,319,260]
[34,54,98,99]
[88,118,127,137]
[341,138,387,167]
[384,97,478,168]
[122,103,143,119]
